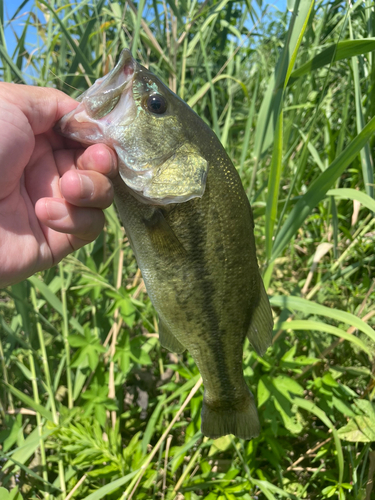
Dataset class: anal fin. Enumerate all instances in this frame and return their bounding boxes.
[158,318,186,354]
[247,278,273,356]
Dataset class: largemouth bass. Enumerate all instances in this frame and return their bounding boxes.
[56,49,273,439]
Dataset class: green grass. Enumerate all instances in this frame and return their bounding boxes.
[1,0,375,499]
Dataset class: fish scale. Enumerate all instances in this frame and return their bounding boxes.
[56,48,274,439]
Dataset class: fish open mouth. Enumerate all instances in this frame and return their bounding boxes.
[55,49,137,144]
[55,49,209,206]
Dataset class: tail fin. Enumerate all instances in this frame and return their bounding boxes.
[201,392,260,440]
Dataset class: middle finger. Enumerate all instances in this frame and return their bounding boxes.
[60,170,114,209]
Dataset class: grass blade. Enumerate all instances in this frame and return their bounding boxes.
[28,275,84,334]
[290,38,375,81]
[327,188,375,212]
[270,295,375,343]
[280,320,369,352]
[0,44,26,83]
[187,74,248,108]
[186,0,231,58]
[82,471,138,500]
[265,111,283,259]
[350,25,374,200]
[253,0,314,164]
[271,114,375,260]
[239,76,259,176]
[37,0,95,80]
[200,34,219,139]
[64,0,106,88]
[131,0,146,57]
[293,398,344,485]
[1,382,53,421]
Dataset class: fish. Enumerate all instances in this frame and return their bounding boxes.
[56,49,273,440]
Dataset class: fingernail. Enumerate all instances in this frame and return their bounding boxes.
[45,200,69,221]
[79,174,94,199]
[102,148,117,176]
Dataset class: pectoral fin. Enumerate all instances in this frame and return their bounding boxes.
[158,318,186,354]
[246,278,273,356]
[143,209,186,257]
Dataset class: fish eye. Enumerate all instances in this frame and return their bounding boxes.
[146,94,167,114]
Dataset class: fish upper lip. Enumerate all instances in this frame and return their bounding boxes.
[77,49,136,103]
[54,49,137,138]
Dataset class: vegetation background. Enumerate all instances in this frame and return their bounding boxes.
[1,0,375,499]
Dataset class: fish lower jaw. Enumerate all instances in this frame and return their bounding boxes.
[56,107,107,144]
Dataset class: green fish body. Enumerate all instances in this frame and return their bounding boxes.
[56,50,273,439]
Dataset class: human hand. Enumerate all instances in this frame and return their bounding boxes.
[0,83,118,288]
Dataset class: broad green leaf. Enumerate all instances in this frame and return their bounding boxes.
[258,376,271,407]
[0,486,24,500]
[8,487,24,500]
[282,0,315,86]
[322,485,337,497]
[332,396,357,418]
[87,464,119,477]
[0,488,12,500]
[208,435,232,456]
[338,400,375,442]
[292,397,331,428]
[273,375,304,399]
[68,334,91,347]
